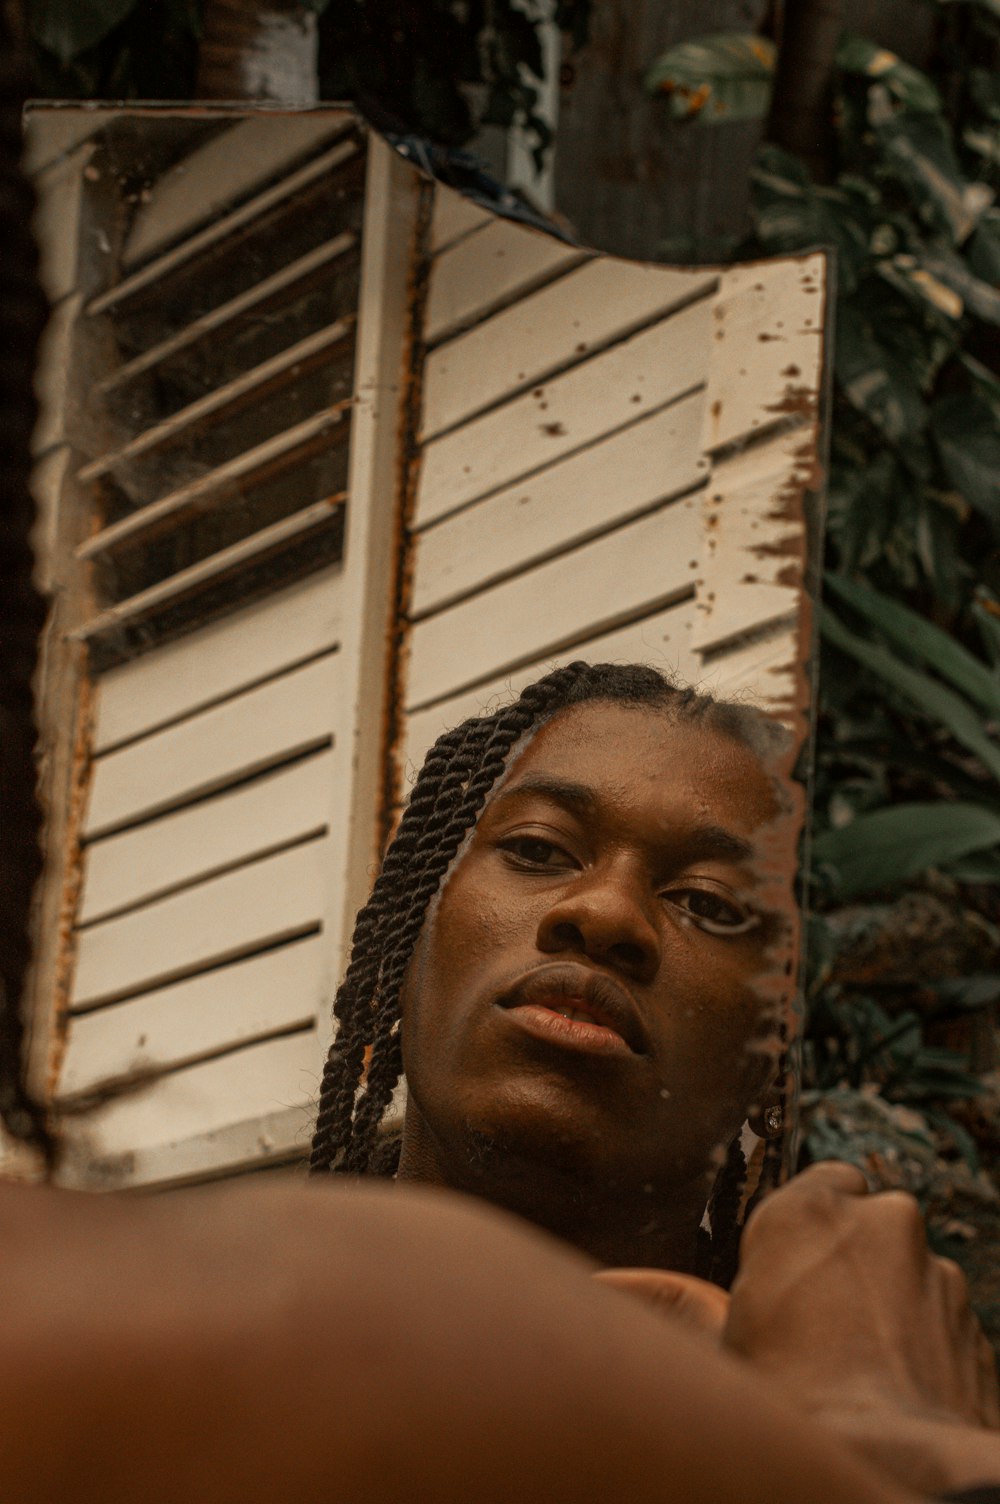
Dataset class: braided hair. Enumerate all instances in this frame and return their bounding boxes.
[310,659,791,1275]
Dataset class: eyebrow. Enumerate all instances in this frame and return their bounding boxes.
[490,777,756,864]
[491,774,599,814]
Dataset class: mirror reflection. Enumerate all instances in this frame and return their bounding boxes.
[22,106,823,1277]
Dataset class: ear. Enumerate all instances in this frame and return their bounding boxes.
[746,1086,785,1141]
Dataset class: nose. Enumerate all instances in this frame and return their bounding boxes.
[535,861,660,983]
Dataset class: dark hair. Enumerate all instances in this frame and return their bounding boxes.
[309,659,790,1278]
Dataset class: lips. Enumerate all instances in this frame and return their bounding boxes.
[498,963,648,1055]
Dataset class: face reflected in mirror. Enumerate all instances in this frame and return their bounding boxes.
[317,665,799,1280]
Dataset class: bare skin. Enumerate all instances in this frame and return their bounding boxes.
[397,702,791,1269]
[0,1171,928,1504]
[599,1163,1000,1495]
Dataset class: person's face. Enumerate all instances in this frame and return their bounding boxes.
[399,701,794,1198]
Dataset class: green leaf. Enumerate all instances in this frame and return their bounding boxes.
[930,975,1000,1010]
[930,391,1000,535]
[750,148,874,291]
[813,801,1000,898]
[25,0,138,60]
[835,300,927,439]
[973,594,1000,666]
[896,246,1000,326]
[820,607,1000,782]
[824,574,1000,715]
[645,32,776,124]
[875,113,991,245]
[836,35,942,115]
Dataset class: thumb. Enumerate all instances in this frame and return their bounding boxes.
[593,1268,730,1342]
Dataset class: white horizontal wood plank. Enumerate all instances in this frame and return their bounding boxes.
[79,750,335,926]
[430,184,492,252]
[695,625,799,724]
[92,562,343,753]
[86,651,341,838]
[401,598,700,779]
[72,836,329,1010]
[101,232,356,395]
[704,254,827,454]
[422,258,714,440]
[407,495,701,710]
[691,428,813,656]
[411,391,706,619]
[58,1102,314,1190]
[426,217,585,344]
[124,114,355,267]
[81,320,353,482]
[73,496,345,644]
[77,404,349,560]
[89,137,361,314]
[58,935,325,1099]
[416,295,714,528]
[58,1029,321,1170]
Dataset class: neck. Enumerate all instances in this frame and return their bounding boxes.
[396,1117,710,1271]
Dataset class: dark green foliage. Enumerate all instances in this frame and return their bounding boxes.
[25,0,592,169]
[644,32,777,124]
[644,5,1000,1320]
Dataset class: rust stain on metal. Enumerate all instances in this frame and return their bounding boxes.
[378,173,435,852]
[46,659,97,1104]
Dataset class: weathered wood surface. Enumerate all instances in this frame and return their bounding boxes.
[76,403,349,561]
[416,294,714,527]
[78,749,334,926]
[410,389,706,619]
[407,494,700,710]
[100,232,357,395]
[73,496,344,644]
[71,836,329,1010]
[429,183,491,253]
[58,1029,321,1181]
[91,562,343,752]
[59,935,325,1100]
[402,596,699,777]
[89,135,361,313]
[702,257,827,455]
[123,113,354,268]
[422,258,713,439]
[426,217,585,344]
[691,426,818,657]
[85,649,340,838]
[80,319,353,482]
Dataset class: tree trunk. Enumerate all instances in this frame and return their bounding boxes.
[196,0,319,102]
[766,0,845,181]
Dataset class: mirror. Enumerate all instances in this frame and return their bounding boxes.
[22,104,827,1273]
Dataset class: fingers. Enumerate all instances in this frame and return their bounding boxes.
[738,1159,871,1260]
[786,1161,872,1197]
[594,1269,730,1341]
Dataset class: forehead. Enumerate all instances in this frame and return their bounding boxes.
[488,700,780,836]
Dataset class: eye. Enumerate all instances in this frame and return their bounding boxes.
[498,835,575,870]
[667,888,760,936]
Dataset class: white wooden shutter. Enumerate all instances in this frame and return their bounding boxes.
[397,181,828,787]
[26,111,828,1191]
[23,111,418,1189]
